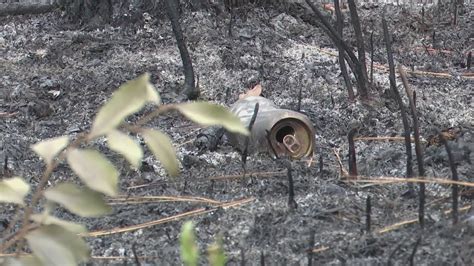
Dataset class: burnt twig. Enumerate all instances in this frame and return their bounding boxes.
[297,74,303,111]
[242,103,260,175]
[467,51,472,70]
[370,31,374,84]
[304,0,369,99]
[334,0,354,101]
[398,65,425,226]
[318,153,324,177]
[382,17,414,195]
[421,6,425,25]
[366,195,371,233]
[347,0,369,86]
[228,7,234,37]
[408,235,422,266]
[387,238,405,266]
[287,165,298,210]
[439,132,459,224]
[132,243,141,266]
[348,128,358,177]
[164,0,197,100]
[452,0,458,26]
[2,156,9,177]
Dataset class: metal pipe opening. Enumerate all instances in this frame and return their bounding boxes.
[270,118,314,159]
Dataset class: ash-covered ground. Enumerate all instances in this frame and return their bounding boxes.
[1,2,473,265]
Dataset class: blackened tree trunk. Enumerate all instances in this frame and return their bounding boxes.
[59,0,112,25]
[164,0,198,100]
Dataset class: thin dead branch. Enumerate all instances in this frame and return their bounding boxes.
[82,197,255,237]
[304,0,369,99]
[209,170,287,181]
[382,17,414,194]
[345,176,474,188]
[354,136,427,143]
[164,0,197,100]
[439,132,460,224]
[347,0,369,86]
[348,128,358,177]
[398,64,425,226]
[334,0,354,101]
[107,195,221,205]
[377,205,471,234]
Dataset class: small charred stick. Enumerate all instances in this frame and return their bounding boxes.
[242,103,259,174]
[439,132,459,224]
[348,128,358,177]
[366,195,371,233]
[287,166,298,210]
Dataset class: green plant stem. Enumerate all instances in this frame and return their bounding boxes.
[135,104,175,127]
[0,134,87,253]
[1,104,174,253]
[0,223,38,253]
[0,163,55,253]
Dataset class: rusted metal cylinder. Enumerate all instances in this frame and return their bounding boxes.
[227,96,315,159]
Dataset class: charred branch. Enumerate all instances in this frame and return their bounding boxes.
[382,17,415,196]
[467,51,472,70]
[409,235,422,266]
[242,102,260,174]
[347,0,369,86]
[366,195,372,233]
[334,0,355,101]
[370,31,374,84]
[398,65,425,225]
[304,0,370,99]
[348,128,358,177]
[287,165,298,209]
[439,132,459,224]
[165,0,198,100]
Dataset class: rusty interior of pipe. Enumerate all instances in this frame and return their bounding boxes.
[269,118,314,159]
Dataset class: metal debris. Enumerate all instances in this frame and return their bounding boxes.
[227,96,315,159]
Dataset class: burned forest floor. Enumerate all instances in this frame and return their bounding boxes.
[1,2,473,265]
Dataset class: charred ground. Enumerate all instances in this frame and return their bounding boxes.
[1,1,473,265]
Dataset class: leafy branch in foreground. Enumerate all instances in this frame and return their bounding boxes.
[180,221,226,266]
[0,73,248,265]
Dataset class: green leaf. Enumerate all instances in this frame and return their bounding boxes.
[175,102,249,136]
[2,255,42,266]
[26,225,90,266]
[44,183,112,217]
[31,212,87,234]
[141,129,179,177]
[0,177,30,205]
[30,136,69,165]
[107,130,143,168]
[90,73,160,138]
[180,221,199,266]
[67,149,119,196]
[208,234,226,266]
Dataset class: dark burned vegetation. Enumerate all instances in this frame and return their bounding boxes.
[1,0,473,265]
